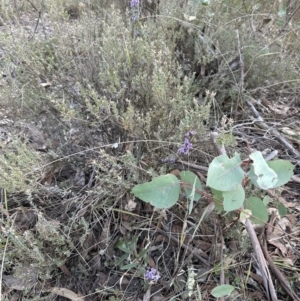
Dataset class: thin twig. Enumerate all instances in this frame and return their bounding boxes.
[278,1,300,36]
[234,30,245,119]
[261,239,300,301]
[218,222,225,301]
[0,238,9,301]
[153,224,211,267]
[26,0,41,40]
[243,218,277,301]
[246,98,300,159]
[260,212,300,301]
[176,160,208,172]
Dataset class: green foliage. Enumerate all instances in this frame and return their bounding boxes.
[206,153,244,191]
[1,0,300,299]
[132,174,180,209]
[278,202,287,217]
[222,184,245,212]
[211,284,235,298]
[249,151,278,189]
[0,139,42,193]
[244,197,268,225]
[271,160,296,185]
[116,235,148,272]
[1,211,74,281]
[249,159,294,189]
[180,170,202,214]
[132,150,294,223]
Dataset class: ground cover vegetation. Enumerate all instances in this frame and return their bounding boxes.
[0,0,300,300]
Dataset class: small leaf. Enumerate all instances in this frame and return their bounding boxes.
[207,153,244,191]
[223,184,245,212]
[267,160,294,188]
[244,197,268,225]
[138,248,149,259]
[179,171,202,202]
[120,262,139,270]
[131,174,180,209]
[278,203,287,217]
[211,284,235,297]
[116,241,132,254]
[278,5,287,18]
[249,151,277,189]
[249,159,294,189]
[212,188,223,213]
[263,195,270,206]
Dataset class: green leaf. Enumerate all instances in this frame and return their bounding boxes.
[249,159,294,189]
[212,188,223,213]
[278,203,287,217]
[116,253,130,266]
[263,195,270,206]
[120,262,139,270]
[131,174,180,209]
[249,151,277,189]
[244,197,268,225]
[222,184,245,212]
[278,5,287,18]
[116,241,132,254]
[179,171,202,214]
[211,284,235,297]
[116,236,138,254]
[138,248,149,259]
[207,153,244,191]
[267,160,294,188]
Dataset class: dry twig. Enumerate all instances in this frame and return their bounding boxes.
[259,212,300,301]
[245,98,300,160]
[153,224,211,267]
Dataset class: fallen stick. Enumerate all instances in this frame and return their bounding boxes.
[259,215,300,301]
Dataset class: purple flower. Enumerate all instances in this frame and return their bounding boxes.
[178,137,193,155]
[184,130,196,137]
[130,0,139,21]
[145,268,160,282]
[130,0,139,8]
[162,157,175,164]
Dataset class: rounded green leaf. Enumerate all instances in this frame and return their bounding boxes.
[249,151,278,189]
[278,202,287,217]
[249,159,294,189]
[267,160,294,188]
[131,174,180,209]
[263,195,270,206]
[207,153,244,191]
[223,184,245,212]
[211,285,235,298]
[244,197,268,225]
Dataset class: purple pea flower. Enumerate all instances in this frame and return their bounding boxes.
[185,130,196,137]
[145,268,160,282]
[130,0,139,21]
[178,137,193,155]
[179,130,195,155]
[130,0,139,8]
[162,157,175,164]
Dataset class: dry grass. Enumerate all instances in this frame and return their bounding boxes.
[0,0,300,300]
